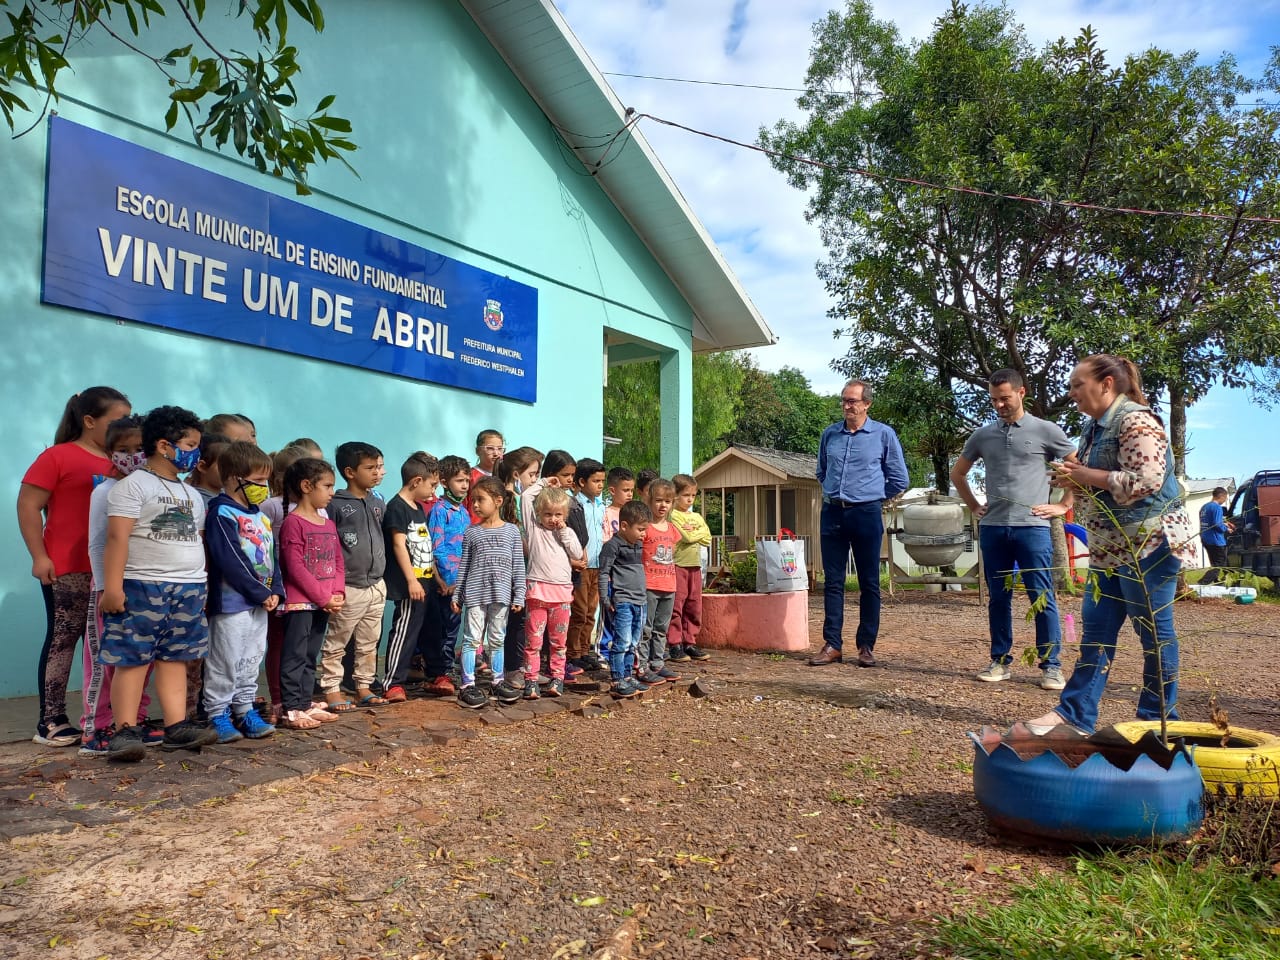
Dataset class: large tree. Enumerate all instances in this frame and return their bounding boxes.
[724,360,838,455]
[761,0,1280,474]
[0,0,354,191]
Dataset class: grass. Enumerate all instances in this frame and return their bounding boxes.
[933,852,1280,959]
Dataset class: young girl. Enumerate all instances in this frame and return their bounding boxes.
[189,433,232,506]
[451,478,526,708]
[261,443,324,720]
[522,486,583,698]
[639,478,680,685]
[204,413,257,444]
[497,446,543,527]
[495,447,541,688]
[80,415,155,754]
[19,386,132,746]
[277,458,345,730]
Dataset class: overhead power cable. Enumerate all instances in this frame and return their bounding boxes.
[602,71,1280,109]
[626,111,1280,226]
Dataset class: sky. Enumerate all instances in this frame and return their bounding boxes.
[553,0,1280,486]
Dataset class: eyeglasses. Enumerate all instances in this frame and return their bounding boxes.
[482,445,505,454]
[841,397,867,406]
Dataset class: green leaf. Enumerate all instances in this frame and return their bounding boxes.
[315,94,335,112]
[285,0,314,27]
[310,114,350,132]
[164,100,179,131]
[170,87,206,103]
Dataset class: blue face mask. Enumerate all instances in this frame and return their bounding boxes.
[169,444,201,473]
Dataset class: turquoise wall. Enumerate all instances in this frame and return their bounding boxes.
[1,1,694,698]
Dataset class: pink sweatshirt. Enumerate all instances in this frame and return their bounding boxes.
[279,512,345,609]
[523,523,582,586]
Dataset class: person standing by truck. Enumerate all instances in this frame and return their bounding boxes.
[1199,487,1234,584]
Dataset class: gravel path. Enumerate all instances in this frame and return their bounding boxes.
[1,590,1276,959]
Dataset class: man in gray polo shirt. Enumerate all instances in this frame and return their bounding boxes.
[950,369,1075,689]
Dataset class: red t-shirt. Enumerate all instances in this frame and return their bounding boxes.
[642,521,679,593]
[465,466,490,523]
[21,442,113,577]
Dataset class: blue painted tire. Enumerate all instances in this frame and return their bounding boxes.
[971,737,1204,844]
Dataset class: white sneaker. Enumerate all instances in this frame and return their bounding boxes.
[1040,666,1066,690]
[976,661,1012,682]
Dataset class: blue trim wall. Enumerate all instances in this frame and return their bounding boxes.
[1,1,695,698]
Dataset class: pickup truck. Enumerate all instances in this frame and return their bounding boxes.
[1226,470,1280,586]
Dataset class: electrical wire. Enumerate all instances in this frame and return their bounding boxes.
[602,70,1280,110]
[627,111,1280,226]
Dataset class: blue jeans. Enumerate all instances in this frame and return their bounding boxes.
[609,601,645,681]
[981,525,1061,669]
[819,501,882,652]
[1055,542,1181,732]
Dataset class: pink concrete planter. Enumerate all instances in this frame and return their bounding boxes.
[698,591,810,652]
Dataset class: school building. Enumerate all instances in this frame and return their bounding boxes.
[1,0,773,697]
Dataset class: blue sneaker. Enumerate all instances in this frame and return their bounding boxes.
[234,708,276,739]
[139,718,165,747]
[79,726,115,757]
[210,709,244,744]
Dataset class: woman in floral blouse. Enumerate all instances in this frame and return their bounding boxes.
[1025,354,1196,735]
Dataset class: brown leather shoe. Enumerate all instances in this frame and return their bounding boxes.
[807,644,843,666]
[856,647,877,668]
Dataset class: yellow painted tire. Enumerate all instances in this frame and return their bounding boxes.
[1113,721,1280,797]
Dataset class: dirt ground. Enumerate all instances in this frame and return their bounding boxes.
[2,589,1278,960]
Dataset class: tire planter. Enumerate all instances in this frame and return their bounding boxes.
[1112,721,1280,798]
[970,725,1204,844]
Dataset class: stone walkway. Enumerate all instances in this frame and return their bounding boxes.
[0,668,732,840]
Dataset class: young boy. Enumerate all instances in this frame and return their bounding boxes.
[667,473,712,663]
[466,429,504,523]
[596,466,635,666]
[635,469,659,501]
[381,452,439,702]
[320,442,389,709]
[427,455,471,690]
[598,500,652,698]
[100,405,218,761]
[603,467,635,543]
[638,478,681,686]
[567,458,607,672]
[203,441,282,742]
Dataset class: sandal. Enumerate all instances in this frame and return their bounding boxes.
[323,695,357,713]
[280,710,321,730]
[304,705,340,723]
[355,691,389,706]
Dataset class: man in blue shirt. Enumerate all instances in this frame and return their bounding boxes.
[1199,487,1233,584]
[810,379,909,667]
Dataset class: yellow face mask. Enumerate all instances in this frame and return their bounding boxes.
[239,480,270,506]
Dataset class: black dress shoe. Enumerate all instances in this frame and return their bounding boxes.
[807,644,843,666]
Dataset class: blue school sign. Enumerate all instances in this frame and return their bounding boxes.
[41,117,538,402]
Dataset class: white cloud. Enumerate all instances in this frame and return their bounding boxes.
[554,0,1278,470]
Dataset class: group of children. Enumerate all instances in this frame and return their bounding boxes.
[23,389,714,763]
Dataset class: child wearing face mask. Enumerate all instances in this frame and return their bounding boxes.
[98,405,218,761]
[202,441,284,743]
[79,416,157,755]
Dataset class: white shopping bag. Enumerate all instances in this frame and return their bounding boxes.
[755,528,808,593]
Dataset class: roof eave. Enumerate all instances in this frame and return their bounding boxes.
[458,0,776,352]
